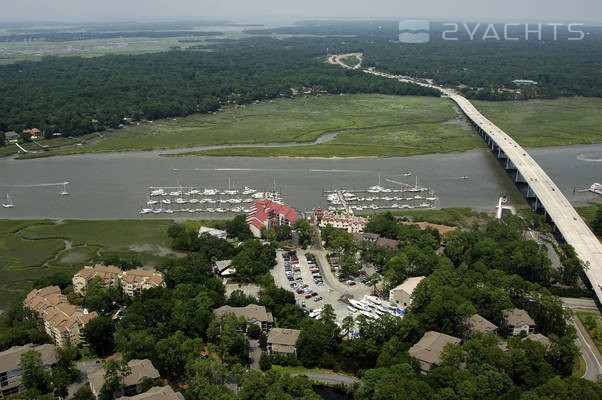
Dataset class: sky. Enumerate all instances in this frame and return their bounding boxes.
[1,0,601,23]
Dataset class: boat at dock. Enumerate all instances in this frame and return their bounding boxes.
[2,194,14,208]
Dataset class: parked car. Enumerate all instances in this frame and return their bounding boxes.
[296,289,304,294]
[305,294,312,299]
[314,296,323,302]
[311,292,318,297]
[301,301,306,307]
[290,283,297,288]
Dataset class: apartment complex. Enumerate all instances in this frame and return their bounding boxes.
[319,212,369,233]
[0,344,58,398]
[72,264,165,296]
[24,286,98,348]
[213,304,274,332]
[502,308,536,338]
[408,331,462,373]
[267,328,300,355]
[128,386,184,400]
[88,359,160,398]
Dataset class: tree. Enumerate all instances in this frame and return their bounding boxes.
[321,304,336,324]
[342,315,355,339]
[100,359,131,400]
[83,316,115,357]
[247,324,261,340]
[230,363,246,395]
[20,350,50,393]
[226,215,253,241]
[259,352,272,371]
[72,385,95,400]
[259,333,267,351]
[294,219,313,249]
[592,205,602,236]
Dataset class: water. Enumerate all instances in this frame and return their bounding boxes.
[0,144,599,219]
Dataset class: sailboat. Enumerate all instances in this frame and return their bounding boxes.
[59,182,69,196]
[2,194,14,208]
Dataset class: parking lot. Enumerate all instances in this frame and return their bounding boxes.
[272,249,373,326]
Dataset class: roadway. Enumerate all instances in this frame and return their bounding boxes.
[562,298,602,381]
[354,64,602,308]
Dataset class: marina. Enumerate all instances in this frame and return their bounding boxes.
[0,144,599,219]
[140,184,282,215]
[323,175,438,213]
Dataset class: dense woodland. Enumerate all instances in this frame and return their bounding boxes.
[0,211,599,399]
[247,21,602,100]
[0,36,438,139]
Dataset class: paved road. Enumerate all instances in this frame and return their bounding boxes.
[562,298,602,381]
[328,53,363,70]
[345,61,602,307]
[67,360,104,398]
[248,339,261,371]
[290,372,360,387]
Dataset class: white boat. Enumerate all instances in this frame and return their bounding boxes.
[207,208,216,213]
[165,209,174,214]
[419,203,430,208]
[59,182,69,196]
[391,204,399,208]
[2,194,14,208]
[242,208,251,213]
[590,182,602,195]
[242,187,256,195]
[150,189,164,196]
[359,310,374,319]
[140,208,152,214]
[413,195,423,199]
[147,200,158,205]
[188,189,200,195]
[400,204,412,209]
[216,208,227,213]
[224,189,239,195]
[252,192,264,199]
[231,206,242,213]
[426,197,437,201]
[207,199,216,204]
[189,198,199,204]
[169,190,182,196]
[402,172,412,176]
[175,198,187,204]
[242,198,253,203]
[365,295,382,305]
[152,209,162,214]
[161,199,172,205]
[349,299,367,311]
[347,306,358,313]
[188,209,195,213]
[230,198,242,204]
[203,188,218,196]
[368,186,384,193]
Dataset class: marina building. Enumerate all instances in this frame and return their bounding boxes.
[388,276,426,308]
[246,199,299,238]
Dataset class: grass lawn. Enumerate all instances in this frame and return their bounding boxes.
[339,55,360,68]
[362,207,491,229]
[576,205,602,242]
[474,97,602,147]
[572,354,587,378]
[0,218,223,309]
[576,312,602,355]
[270,365,328,375]
[16,94,484,159]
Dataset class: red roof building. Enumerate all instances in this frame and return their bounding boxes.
[246,199,300,238]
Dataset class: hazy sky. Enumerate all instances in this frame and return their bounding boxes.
[1,0,601,23]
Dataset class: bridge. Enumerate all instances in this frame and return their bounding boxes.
[361,67,602,306]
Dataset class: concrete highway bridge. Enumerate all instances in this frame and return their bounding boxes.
[361,67,602,306]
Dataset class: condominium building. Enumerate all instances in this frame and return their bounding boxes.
[24,286,97,348]
[72,264,165,296]
[246,200,299,238]
[0,344,58,398]
[213,304,274,332]
[319,212,370,233]
[88,359,160,399]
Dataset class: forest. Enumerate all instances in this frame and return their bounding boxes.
[0,36,438,139]
[246,21,602,100]
[1,212,599,400]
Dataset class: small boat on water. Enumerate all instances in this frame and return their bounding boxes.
[2,194,14,209]
[189,198,199,204]
[175,198,187,204]
[207,208,216,213]
[402,172,412,176]
[161,199,172,205]
[59,182,69,196]
[242,187,256,195]
[150,189,164,196]
[140,208,152,214]
[203,188,218,196]
[169,190,181,196]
